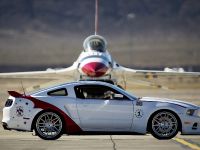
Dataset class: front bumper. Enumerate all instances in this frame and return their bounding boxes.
[181,115,200,135]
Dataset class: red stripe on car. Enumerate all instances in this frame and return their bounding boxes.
[8,91,82,134]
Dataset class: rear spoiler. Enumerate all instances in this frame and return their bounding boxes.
[8,91,24,98]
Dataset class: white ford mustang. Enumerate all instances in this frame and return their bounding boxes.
[2,81,200,140]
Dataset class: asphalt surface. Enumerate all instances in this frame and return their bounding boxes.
[0,125,200,150]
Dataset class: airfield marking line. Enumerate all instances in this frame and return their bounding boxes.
[173,138,200,150]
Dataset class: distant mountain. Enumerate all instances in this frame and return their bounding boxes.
[0,0,200,34]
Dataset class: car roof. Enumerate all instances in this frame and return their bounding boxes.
[30,80,113,95]
[74,80,114,87]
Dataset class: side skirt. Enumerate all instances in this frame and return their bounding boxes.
[67,131,145,135]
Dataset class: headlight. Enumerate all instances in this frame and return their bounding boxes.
[186,109,196,116]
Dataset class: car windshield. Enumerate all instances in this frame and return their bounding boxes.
[114,85,138,100]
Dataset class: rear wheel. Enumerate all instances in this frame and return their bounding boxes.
[35,111,63,140]
[151,111,179,139]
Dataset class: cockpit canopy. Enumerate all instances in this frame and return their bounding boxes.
[83,35,107,52]
[88,38,105,52]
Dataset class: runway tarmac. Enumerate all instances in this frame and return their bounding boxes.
[0,134,181,150]
[0,129,200,150]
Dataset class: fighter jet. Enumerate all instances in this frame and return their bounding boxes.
[0,0,199,90]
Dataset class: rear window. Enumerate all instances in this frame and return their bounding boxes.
[47,88,68,96]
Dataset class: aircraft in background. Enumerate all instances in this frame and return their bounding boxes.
[0,0,199,90]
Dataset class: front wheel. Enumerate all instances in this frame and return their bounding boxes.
[35,111,63,140]
[151,111,179,139]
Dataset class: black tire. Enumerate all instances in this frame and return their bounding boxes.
[150,111,179,140]
[34,111,63,140]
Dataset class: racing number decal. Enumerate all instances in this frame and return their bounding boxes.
[135,109,144,118]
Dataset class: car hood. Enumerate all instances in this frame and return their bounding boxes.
[140,97,199,109]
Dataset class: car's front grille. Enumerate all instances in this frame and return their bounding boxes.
[5,99,13,107]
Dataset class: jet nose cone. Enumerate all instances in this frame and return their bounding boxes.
[82,62,108,77]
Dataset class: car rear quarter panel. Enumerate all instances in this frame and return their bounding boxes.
[2,96,42,131]
[31,84,81,127]
[33,95,81,126]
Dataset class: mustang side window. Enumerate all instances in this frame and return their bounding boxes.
[47,88,68,96]
[75,85,129,100]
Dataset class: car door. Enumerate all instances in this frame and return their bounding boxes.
[75,84,134,131]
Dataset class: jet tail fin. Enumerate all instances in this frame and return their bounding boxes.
[95,0,99,35]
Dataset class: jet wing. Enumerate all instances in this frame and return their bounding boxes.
[0,63,78,91]
[112,66,200,89]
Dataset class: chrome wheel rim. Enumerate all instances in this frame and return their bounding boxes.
[36,112,62,138]
[152,111,178,138]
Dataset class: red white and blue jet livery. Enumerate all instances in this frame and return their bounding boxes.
[2,81,200,140]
